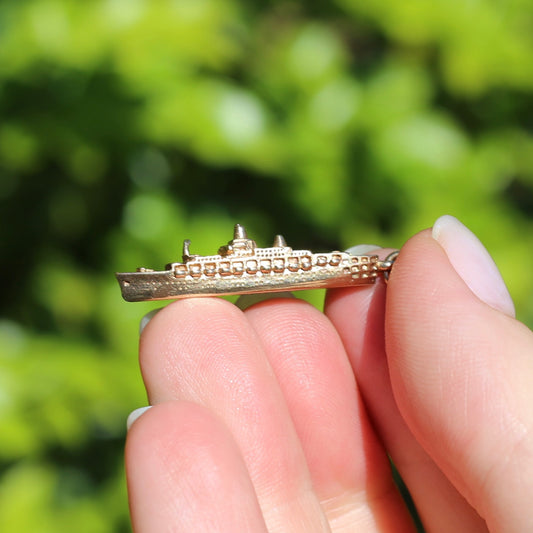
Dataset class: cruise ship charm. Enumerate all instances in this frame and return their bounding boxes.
[116,224,398,302]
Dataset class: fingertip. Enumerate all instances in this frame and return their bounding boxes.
[126,402,268,533]
[139,308,163,335]
[387,217,515,337]
[138,297,252,404]
[127,406,152,431]
[432,215,515,317]
[126,401,225,457]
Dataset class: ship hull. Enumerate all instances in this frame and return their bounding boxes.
[116,253,380,302]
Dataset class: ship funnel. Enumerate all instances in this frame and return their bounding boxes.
[234,224,248,240]
[273,234,287,247]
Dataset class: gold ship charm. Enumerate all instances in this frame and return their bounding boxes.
[116,224,398,302]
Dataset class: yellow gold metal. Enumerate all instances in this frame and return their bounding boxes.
[116,224,398,302]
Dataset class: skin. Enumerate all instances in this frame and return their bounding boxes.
[125,228,533,532]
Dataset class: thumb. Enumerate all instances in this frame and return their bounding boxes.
[386,216,533,533]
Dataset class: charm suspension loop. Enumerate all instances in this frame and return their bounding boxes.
[378,250,400,283]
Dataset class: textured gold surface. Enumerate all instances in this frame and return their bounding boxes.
[115,225,397,302]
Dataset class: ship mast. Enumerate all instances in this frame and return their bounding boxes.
[182,239,195,263]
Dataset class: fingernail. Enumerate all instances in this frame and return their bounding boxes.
[236,292,296,311]
[345,244,381,255]
[139,308,162,335]
[432,215,515,317]
[127,406,152,430]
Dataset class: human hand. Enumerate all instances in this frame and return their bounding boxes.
[125,216,533,532]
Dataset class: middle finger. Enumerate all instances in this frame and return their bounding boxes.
[244,297,415,533]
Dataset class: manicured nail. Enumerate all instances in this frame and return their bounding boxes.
[345,244,381,255]
[127,406,152,431]
[139,308,162,335]
[236,292,296,311]
[432,215,515,317]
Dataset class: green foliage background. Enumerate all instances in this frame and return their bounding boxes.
[1,1,533,530]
